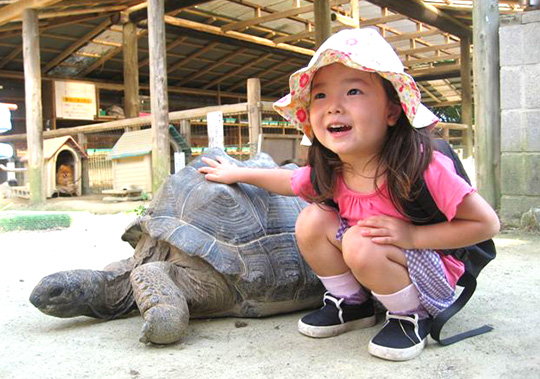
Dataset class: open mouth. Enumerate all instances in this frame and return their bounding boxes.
[327,124,352,133]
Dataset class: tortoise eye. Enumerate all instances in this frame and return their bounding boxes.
[49,287,63,298]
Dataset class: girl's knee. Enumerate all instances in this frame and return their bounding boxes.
[341,226,372,271]
[295,204,339,242]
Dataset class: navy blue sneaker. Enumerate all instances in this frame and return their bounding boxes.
[298,292,376,338]
[368,312,432,361]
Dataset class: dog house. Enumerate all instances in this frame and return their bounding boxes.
[18,136,87,198]
[108,126,189,194]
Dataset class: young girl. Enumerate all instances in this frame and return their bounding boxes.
[198,28,500,361]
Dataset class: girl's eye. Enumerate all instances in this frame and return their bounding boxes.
[348,88,363,95]
[313,92,326,100]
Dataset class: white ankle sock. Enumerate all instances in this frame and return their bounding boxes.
[317,271,362,299]
[372,283,422,313]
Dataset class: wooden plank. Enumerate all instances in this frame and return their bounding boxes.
[22,8,45,205]
[123,21,140,120]
[366,0,472,38]
[247,78,261,157]
[148,0,170,193]
[0,0,63,27]
[472,0,500,208]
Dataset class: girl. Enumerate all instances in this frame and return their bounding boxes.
[198,28,500,361]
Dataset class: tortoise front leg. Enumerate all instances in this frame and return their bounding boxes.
[131,261,189,344]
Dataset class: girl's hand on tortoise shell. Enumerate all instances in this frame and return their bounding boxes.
[198,156,240,184]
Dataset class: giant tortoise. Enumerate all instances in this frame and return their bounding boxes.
[29,149,324,345]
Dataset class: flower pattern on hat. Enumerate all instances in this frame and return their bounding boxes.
[273,28,438,132]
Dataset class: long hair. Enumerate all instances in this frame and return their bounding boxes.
[307,76,434,217]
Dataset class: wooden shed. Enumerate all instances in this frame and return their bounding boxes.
[108,127,187,194]
[19,136,86,198]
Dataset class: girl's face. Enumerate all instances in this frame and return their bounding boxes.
[308,63,401,163]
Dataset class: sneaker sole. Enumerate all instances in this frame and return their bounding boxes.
[368,337,427,361]
[298,315,376,338]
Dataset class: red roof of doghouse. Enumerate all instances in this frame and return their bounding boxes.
[19,136,87,162]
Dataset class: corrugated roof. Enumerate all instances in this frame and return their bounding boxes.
[108,128,153,160]
[109,126,186,159]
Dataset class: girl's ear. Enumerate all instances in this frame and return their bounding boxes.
[387,102,402,127]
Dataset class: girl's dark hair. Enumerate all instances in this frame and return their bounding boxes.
[307,76,434,217]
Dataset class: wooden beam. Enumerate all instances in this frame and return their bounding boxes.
[247,78,261,157]
[472,0,500,208]
[407,63,460,78]
[203,53,272,89]
[175,47,247,87]
[22,8,45,205]
[42,17,113,73]
[148,0,170,193]
[0,0,63,27]
[167,42,218,74]
[77,30,147,78]
[366,0,472,38]
[397,42,460,56]
[164,15,314,57]
[460,36,473,158]
[123,21,140,120]
[314,0,332,47]
[221,3,316,32]
[0,103,251,143]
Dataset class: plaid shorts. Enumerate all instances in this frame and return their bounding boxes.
[335,215,455,317]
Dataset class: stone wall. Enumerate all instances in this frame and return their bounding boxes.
[499,10,540,225]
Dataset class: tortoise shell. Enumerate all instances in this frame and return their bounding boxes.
[122,148,322,305]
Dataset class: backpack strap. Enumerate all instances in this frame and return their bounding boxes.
[402,139,494,344]
[431,270,494,345]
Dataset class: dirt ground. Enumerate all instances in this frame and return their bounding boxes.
[1,210,539,379]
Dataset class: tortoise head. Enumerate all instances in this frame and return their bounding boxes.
[29,270,104,318]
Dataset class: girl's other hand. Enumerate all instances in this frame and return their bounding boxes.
[357,215,416,249]
[198,156,240,184]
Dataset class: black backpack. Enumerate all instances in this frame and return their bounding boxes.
[310,138,496,345]
[401,138,496,345]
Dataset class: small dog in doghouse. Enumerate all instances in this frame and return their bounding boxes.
[55,164,76,196]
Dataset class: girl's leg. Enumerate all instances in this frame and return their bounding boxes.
[294,203,346,276]
[295,205,375,338]
[341,226,431,361]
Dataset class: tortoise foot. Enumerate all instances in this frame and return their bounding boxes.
[140,304,189,344]
[131,262,190,345]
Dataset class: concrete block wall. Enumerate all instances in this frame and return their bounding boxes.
[499,10,540,225]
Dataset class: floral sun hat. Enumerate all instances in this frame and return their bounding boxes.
[273,28,439,136]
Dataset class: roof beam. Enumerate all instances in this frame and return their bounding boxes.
[42,17,113,74]
[366,0,472,38]
[0,0,63,27]
[164,16,313,57]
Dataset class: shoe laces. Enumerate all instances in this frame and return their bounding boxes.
[385,312,421,344]
[323,292,345,324]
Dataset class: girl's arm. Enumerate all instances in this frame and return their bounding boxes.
[198,156,296,196]
[358,192,500,249]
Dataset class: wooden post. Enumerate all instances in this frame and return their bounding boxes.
[77,132,89,195]
[247,78,261,158]
[22,8,45,205]
[472,0,500,209]
[460,36,473,158]
[179,119,191,145]
[314,0,332,48]
[123,21,140,122]
[148,0,170,193]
